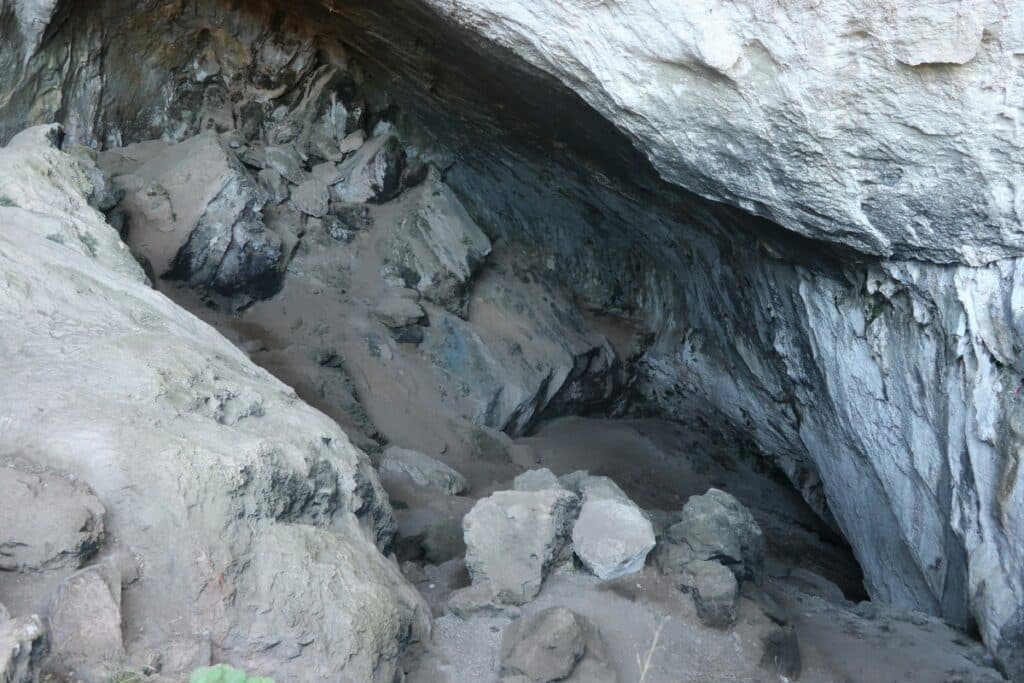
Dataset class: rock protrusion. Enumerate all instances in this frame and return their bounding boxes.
[0,458,105,574]
[47,564,124,679]
[566,474,655,581]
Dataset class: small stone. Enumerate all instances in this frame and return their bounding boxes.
[679,559,738,629]
[379,446,467,495]
[513,468,562,492]
[760,625,801,678]
[291,178,329,217]
[500,607,586,682]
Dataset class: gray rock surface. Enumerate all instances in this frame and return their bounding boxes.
[0,613,46,683]
[47,564,125,679]
[373,296,427,330]
[499,607,585,682]
[419,0,1023,265]
[760,625,801,679]
[331,130,406,204]
[290,178,329,217]
[463,489,579,605]
[3,0,1024,674]
[102,132,285,301]
[379,446,468,495]
[512,468,562,492]
[668,489,765,583]
[0,128,428,681]
[679,560,739,630]
[0,458,104,574]
[383,167,492,317]
[570,479,655,580]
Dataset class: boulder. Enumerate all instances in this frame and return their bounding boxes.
[264,144,307,185]
[678,560,738,629]
[463,489,579,605]
[383,167,492,317]
[379,446,468,496]
[500,607,585,682]
[257,168,289,205]
[373,297,427,330]
[0,613,46,683]
[47,564,124,678]
[0,129,428,681]
[101,132,285,301]
[331,130,406,204]
[513,468,562,492]
[668,489,765,582]
[0,457,104,573]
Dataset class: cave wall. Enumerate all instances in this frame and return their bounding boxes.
[1,0,1023,676]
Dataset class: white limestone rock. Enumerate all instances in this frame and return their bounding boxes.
[422,0,1023,264]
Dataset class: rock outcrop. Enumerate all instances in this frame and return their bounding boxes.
[2,0,1024,676]
[0,128,428,681]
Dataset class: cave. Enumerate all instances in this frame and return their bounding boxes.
[0,0,1020,681]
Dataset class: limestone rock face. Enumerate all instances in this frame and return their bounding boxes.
[421,0,1023,265]
[0,129,428,681]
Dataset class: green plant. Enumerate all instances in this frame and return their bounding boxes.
[189,664,274,683]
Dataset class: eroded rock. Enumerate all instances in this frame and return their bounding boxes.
[331,130,406,204]
[0,458,104,574]
[679,560,738,629]
[463,489,579,605]
[569,475,654,580]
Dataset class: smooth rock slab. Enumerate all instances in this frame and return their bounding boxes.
[463,489,579,605]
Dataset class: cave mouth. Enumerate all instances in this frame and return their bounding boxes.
[2,0,1011,680]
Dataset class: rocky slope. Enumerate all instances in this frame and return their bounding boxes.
[0,126,429,681]
[1,0,1023,679]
